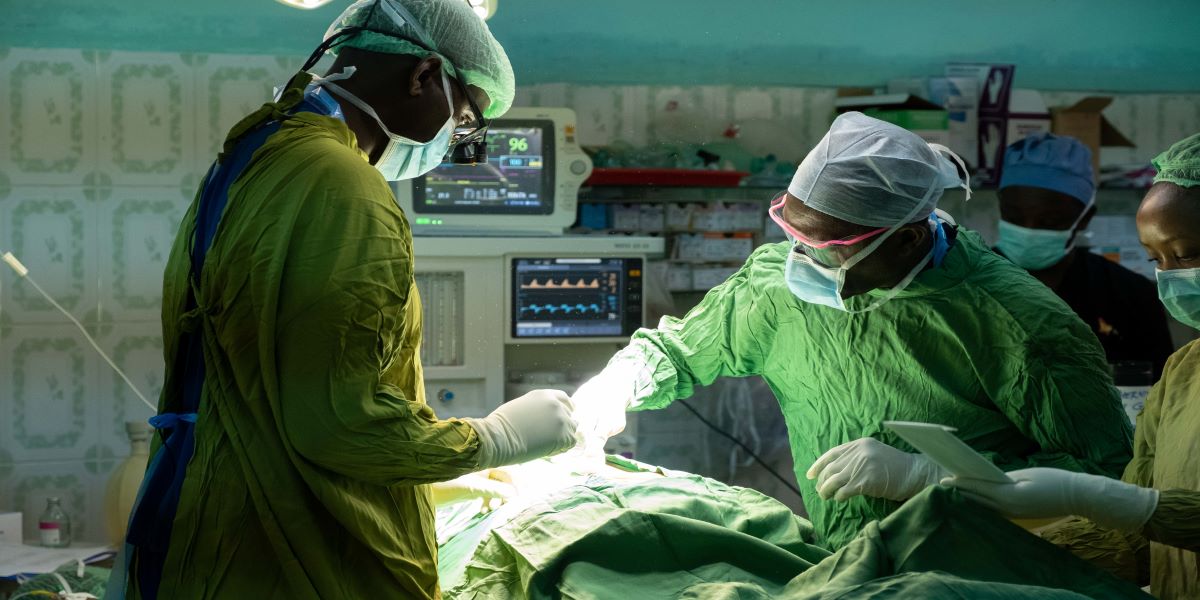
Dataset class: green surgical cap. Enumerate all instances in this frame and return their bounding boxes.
[1152,132,1200,188]
[325,0,515,119]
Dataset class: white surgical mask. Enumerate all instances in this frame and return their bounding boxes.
[784,143,967,313]
[317,67,456,181]
[784,214,934,313]
[995,201,1092,271]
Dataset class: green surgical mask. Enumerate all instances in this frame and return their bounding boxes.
[995,206,1091,271]
[1157,267,1200,330]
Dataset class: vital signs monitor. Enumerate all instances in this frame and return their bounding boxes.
[393,107,593,236]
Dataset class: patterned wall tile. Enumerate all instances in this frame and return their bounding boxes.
[1,461,95,543]
[570,86,623,147]
[648,86,711,145]
[0,187,98,324]
[96,52,197,187]
[0,325,99,463]
[612,86,652,148]
[97,186,189,322]
[0,447,12,485]
[194,54,290,169]
[511,86,536,108]
[730,87,777,121]
[0,49,98,187]
[95,323,164,455]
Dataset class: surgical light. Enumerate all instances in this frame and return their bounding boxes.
[466,0,497,20]
[275,0,335,9]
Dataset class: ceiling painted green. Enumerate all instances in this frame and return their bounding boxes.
[2,0,1198,92]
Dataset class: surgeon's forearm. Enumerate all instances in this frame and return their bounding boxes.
[1000,450,1128,480]
[285,391,488,486]
[1040,517,1149,584]
[1142,489,1200,552]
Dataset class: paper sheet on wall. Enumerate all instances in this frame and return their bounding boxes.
[884,421,1013,484]
[0,542,113,577]
[1086,215,1156,280]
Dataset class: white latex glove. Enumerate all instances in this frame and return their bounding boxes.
[430,470,517,508]
[943,468,1160,532]
[570,362,642,452]
[807,437,947,502]
[465,389,578,468]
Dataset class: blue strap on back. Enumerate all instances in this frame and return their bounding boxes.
[931,217,951,267]
[124,83,343,599]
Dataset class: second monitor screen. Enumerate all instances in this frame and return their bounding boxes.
[414,120,554,215]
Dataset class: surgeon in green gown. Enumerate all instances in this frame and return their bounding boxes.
[947,133,1200,599]
[108,2,577,600]
[572,112,1133,550]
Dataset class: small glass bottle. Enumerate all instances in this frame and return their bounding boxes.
[39,497,71,548]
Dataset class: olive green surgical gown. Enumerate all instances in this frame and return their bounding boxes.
[613,231,1133,549]
[1042,339,1200,599]
[133,74,485,599]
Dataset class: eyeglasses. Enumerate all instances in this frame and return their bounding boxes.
[445,74,489,165]
[768,192,887,267]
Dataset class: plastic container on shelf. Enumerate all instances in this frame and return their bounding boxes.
[585,168,748,188]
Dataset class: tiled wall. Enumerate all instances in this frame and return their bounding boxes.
[0,48,298,543]
[1,46,1198,542]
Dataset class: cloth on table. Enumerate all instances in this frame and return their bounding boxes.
[437,464,1149,599]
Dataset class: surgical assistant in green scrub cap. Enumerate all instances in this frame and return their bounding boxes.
[571,112,1133,551]
[107,2,576,600]
[946,132,1200,600]
[996,133,1174,377]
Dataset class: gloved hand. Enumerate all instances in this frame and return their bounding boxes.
[430,470,517,508]
[570,362,642,453]
[807,437,946,502]
[943,468,1160,532]
[466,389,578,469]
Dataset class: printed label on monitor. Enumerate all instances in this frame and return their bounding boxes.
[512,257,643,338]
[415,119,555,215]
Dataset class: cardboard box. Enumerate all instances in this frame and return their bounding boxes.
[0,512,22,543]
[836,94,950,146]
[945,63,1015,115]
[945,63,1016,186]
[1051,97,1136,175]
[666,203,694,231]
[666,263,693,291]
[639,204,665,231]
[692,265,742,290]
[674,233,755,262]
[611,204,641,231]
[1007,89,1052,145]
[929,77,980,166]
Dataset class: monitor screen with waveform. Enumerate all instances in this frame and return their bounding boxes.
[414,120,553,215]
[512,257,644,338]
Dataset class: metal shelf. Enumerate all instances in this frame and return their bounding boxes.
[580,185,780,203]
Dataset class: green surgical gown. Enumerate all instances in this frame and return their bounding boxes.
[1042,339,1200,599]
[614,231,1133,549]
[133,74,485,599]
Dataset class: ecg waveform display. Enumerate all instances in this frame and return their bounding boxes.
[522,303,604,315]
[512,258,643,338]
[521,278,603,290]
